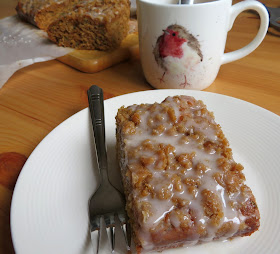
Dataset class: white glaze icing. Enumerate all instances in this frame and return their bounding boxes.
[121,96,253,251]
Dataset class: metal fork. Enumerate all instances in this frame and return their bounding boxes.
[87,85,131,253]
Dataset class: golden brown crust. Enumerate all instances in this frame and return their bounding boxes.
[16,1,37,26]
[16,0,66,29]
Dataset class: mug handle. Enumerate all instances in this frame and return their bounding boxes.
[221,1,269,65]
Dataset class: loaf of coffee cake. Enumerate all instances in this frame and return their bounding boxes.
[116,96,260,253]
[16,0,130,50]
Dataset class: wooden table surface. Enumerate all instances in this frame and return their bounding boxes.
[0,0,279,253]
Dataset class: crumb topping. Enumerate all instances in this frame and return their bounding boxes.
[116,96,260,251]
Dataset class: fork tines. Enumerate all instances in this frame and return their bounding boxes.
[91,212,131,253]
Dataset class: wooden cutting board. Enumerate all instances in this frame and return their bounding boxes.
[57,21,139,73]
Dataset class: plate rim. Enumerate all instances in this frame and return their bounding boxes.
[10,89,280,253]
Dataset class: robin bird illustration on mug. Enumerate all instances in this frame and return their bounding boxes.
[153,24,203,88]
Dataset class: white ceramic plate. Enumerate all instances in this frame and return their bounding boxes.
[11,90,280,254]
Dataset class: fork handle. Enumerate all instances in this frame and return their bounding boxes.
[87,85,108,180]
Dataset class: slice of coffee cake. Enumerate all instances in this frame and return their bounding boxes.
[116,95,260,253]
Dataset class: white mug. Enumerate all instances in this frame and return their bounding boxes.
[137,0,269,90]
